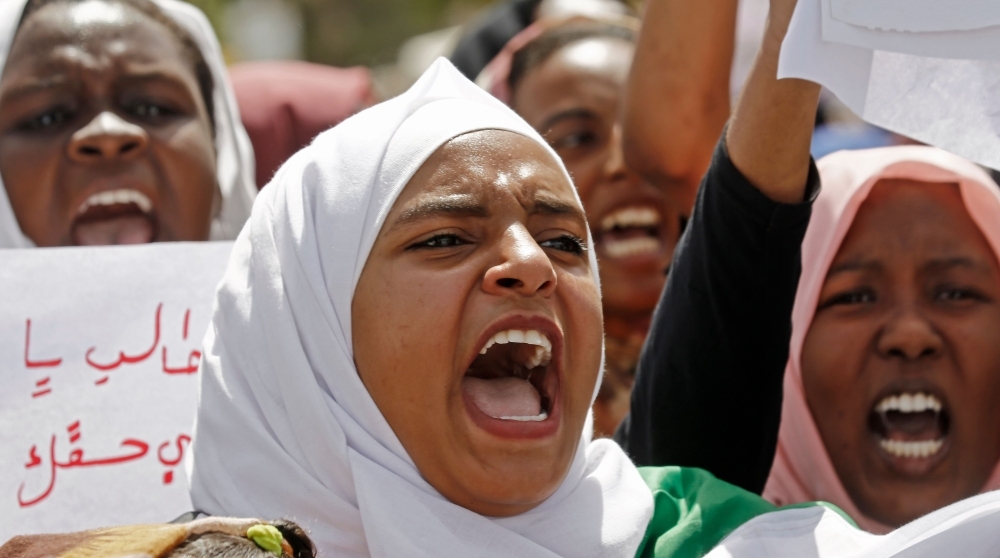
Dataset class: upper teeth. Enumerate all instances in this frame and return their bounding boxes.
[875,393,943,414]
[479,329,552,368]
[600,207,660,231]
[78,189,152,214]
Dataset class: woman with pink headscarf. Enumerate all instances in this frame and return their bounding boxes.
[617,0,1000,533]
[764,146,1000,532]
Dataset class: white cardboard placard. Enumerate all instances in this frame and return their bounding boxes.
[779,0,1000,171]
[0,242,232,542]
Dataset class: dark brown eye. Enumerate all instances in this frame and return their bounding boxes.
[408,233,467,250]
[540,234,587,255]
[23,108,72,131]
[822,289,876,308]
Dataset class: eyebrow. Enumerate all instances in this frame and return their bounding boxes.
[827,256,991,277]
[540,108,597,132]
[0,75,70,102]
[826,259,883,277]
[530,194,587,223]
[390,195,490,230]
[924,256,991,274]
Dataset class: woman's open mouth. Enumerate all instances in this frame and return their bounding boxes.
[869,390,951,475]
[462,327,560,438]
[71,188,158,246]
[595,206,664,260]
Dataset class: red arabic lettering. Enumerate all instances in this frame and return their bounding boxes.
[162,347,201,374]
[25,445,42,468]
[17,436,56,507]
[85,304,162,371]
[158,434,191,484]
[31,377,52,398]
[24,319,62,368]
[183,309,191,340]
[157,434,191,466]
[17,424,150,508]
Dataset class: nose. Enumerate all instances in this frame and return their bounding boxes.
[68,111,149,163]
[603,124,629,180]
[482,225,557,297]
[876,306,944,361]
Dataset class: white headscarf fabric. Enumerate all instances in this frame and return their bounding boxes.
[705,490,1000,558]
[188,58,653,558]
[0,0,256,247]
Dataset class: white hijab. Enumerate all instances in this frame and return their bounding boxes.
[187,58,653,557]
[706,490,1000,557]
[0,0,256,247]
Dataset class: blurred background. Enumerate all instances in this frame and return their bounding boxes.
[189,0,644,96]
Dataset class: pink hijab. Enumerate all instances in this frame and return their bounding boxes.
[763,145,1000,533]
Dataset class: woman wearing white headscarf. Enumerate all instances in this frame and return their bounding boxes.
[0,0,255,247]
[186,57,828,557]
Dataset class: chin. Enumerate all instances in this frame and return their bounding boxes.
[460,476,560,517]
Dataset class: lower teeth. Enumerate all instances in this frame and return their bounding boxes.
[497,412,548,422]
[880,438,944,458]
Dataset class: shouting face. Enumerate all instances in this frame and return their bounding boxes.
[352,130,603,517]
[0,0,217,246]
[802,179,1000,526]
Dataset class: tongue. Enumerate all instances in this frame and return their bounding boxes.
[463,376,541,418]
[73,215,154,245]
[878,410,944,440]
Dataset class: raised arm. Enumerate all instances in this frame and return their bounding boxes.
[616,0,821,494]
[726,0,821,203]
[620,0,737,213]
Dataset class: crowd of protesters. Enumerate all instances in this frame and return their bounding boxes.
[3,0,1000,555]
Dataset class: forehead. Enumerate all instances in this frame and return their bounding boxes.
[837,179,995,263]
[550,37,633,79]
[7,1,188,75]
[389,129,580,217]
[515,37,632,116]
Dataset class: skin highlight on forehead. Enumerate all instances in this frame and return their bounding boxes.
[65,0,129,27]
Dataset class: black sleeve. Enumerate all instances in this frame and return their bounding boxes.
[448,0,541,80]
[614,138,819,495]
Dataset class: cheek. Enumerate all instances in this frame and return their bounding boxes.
[801,317,870,422]
[0,135,65,243]
[562,156,603,205]
[152,119,217,237]
[560,272,604,406]
[946,311,1000,417]
[354,260,470,430]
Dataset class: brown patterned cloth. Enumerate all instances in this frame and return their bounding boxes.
[0,518,294,558]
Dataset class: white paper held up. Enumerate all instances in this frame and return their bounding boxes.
[822,0,1000,60]
[0,242,232,543]
[779,0,1000,170]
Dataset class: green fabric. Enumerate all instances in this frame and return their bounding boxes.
[634,467,851,558]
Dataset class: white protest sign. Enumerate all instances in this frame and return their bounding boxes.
[829,0,1000,33]
[821,0,1000,60]
[778,0,1000,171]
[0,241,232,542]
